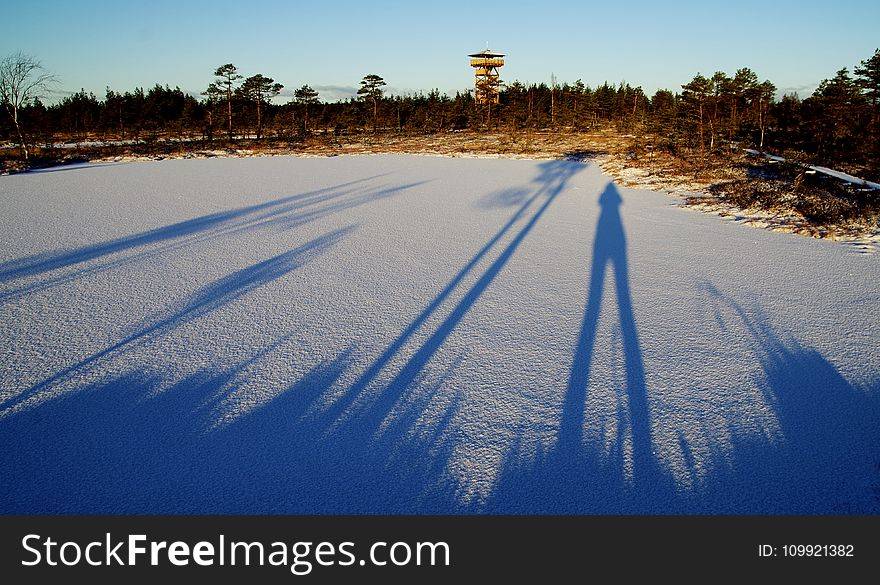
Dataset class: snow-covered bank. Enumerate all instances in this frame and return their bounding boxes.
[1,155,878,513]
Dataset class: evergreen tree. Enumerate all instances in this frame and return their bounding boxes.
[240,74,283,140]
[772,93,802,150]
[728,68,758,140]
[854,48,880,108]
[205,64,241,140]
[709,72,730,149]
[855,48,880,168]
[745,80,776,149]
[681,74,712,161]
[648,89,677,146]
[293,85,319,132]
[104,88,126,139]
[805,68,864,163]
[357,74,386,132]
[57,89,101,137]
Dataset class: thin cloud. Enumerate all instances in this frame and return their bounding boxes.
[312,85,359,102]
[779,84,818,98]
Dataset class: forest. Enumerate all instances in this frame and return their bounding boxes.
[1,49,879,181]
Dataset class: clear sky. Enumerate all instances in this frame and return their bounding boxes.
[3,0,878,103]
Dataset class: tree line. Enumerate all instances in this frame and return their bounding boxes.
[2,50,878,176]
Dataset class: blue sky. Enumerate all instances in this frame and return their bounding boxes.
[3,0,878,103]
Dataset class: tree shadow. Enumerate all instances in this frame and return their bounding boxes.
[0,343,351,513]
[0,176,377,282]
[311,160,585,444]
[23,161,131,174]
[0,173,425,304]
[483,208,880,514]
[6,161,872,514]
[0,338,471,513]
[684,283,880,513]
[564,149,607,162]
[0,160,586,514]
[0,226,355,413]
[477,186,532,209]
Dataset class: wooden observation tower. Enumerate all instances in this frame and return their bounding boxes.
[469,48,504,126]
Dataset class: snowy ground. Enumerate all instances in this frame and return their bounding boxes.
[1,155,878,514]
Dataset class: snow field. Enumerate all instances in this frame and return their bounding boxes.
[1,154,877,513]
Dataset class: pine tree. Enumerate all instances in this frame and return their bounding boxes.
[357,74,386,132]
[240,74,283,140]
[205,64,241,140]
[855,49,880,168]
[293,85,319,132]
[709,72,730,150]
[854,48,880,108]
[746,80,776,149]
[729,68,758,141]
[773,93,802,153]
[681,74,712,162]
[807,68,864,163]
[648,89,677,147]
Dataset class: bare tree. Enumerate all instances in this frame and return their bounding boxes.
[0,52,56,163]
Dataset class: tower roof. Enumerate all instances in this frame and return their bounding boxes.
[468,49,505,58]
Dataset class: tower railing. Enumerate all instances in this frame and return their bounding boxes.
[470,58,505,68]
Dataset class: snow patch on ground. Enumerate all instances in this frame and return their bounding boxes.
[598,155,880,253]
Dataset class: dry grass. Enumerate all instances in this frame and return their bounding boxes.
[595,138,880,248]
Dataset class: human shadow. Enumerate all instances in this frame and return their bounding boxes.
[558,183,651,475]
[486,226,880,513]
[486,182,673,513]
[4,165,875,514]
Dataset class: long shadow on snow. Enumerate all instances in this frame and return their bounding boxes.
[680,283,880,513]
[0,342,346,513]
[0,336,468,512]
[0,226,355,413]
[484,188,880,512]
[311,160,584,446]
[301,160,585,511]
[0,160,585,513]
[485,182,676,513]
[5,165,875,513]
[0,173,394,281]
[0,176,424,303]
[23,161,132,174]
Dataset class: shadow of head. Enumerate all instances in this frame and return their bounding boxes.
[599,182,623,209]
[533,159,586,187]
